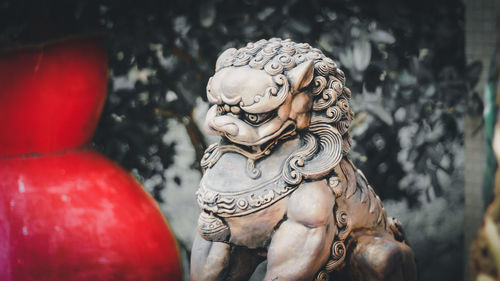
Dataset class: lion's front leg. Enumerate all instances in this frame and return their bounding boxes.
[191,233,230,281]
[265,219,332,281]
[190,232,264,281]
[265,180,335,281]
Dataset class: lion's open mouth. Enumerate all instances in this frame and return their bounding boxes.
[220,120,297,159]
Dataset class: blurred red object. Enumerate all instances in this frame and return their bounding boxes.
[0,36,182,281]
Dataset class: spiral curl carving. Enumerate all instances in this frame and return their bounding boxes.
[246,159,262,179]
[293,53,307,64]
[325,241,346,272]
[249,53,271,70]
[314,270,330,281]
[336,211,349,228]
[264,60,284,76]
[200,143,221,169]
[337,98,350,113]
[295,42,312,52]
[313,89,337,111]
[336,208,352,241]
[274,73,287,87]
[327,76,342,89]
[337,120,351,135]
[262,45,279,57]
[326,106,343,122]
[283,124,343,185]
[331,241,345,260]
[324,57,337,69]
[243,42,262,55]
[282,134,318,185]
[312,76,328,96]
[233,51,252,67]
[276,53,296,70]
[331,81,343,94]
[314,61,330,76]
[281,44,296,56]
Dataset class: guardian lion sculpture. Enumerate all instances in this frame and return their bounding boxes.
[191,38,416,281]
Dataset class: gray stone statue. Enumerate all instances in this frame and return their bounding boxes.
[191,38,416,281]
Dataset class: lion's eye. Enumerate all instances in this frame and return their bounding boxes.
[246,113,259,122]
[244,112,271,124]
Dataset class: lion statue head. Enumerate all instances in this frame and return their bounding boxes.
[202,38,353,184]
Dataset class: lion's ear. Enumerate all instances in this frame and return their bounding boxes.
[288,60,315,93]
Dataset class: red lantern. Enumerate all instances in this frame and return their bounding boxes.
[0,36,182,281]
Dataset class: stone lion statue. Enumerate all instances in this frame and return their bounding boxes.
[191,38,416,281]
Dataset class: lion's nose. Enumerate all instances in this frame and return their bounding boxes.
[211,118,239,136]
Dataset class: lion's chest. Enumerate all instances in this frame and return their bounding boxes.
[197,174,293,248]
[196,139,300,248]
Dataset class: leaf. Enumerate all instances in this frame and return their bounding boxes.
[353,39,371,72]
[339,48,353,69]
[369,30,396,44]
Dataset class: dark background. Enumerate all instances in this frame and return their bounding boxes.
[1,0,478,280]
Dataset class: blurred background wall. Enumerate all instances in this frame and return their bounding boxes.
[0,0,493,280]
